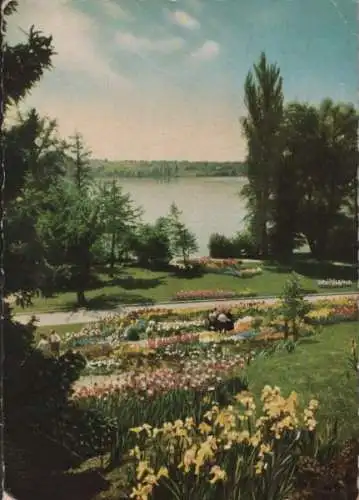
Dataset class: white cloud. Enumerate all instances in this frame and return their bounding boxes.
[115,32,185,54]
[167,10,200,29]
[191,40,220,61]
[7,0,128,87]
[102,0,131,20]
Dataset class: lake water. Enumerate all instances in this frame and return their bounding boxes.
[117,177,248,256]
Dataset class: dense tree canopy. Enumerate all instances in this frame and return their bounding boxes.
[241,52,284,257]
[241,52,357,262]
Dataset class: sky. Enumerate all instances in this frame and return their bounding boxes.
[7,0,357,161]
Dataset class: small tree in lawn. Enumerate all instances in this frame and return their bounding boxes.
[280,273,311,341]
[167,203,198,268]
[98,180,141,274]
[37,182,102,307]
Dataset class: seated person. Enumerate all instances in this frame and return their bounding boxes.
[208,309,218,330]
[217,310,230,332]
[217,309,235,332]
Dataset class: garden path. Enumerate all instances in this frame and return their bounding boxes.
[14,292,358,327]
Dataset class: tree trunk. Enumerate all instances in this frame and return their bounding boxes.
[182,247,187,269]
[76,289,87,307]
[292,319,299,342]
[284,320,289,340]
[260,222,268,258]
[259,189,269,257]
[109,233,116,275]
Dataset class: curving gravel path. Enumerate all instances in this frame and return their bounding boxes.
[14,292,358,327]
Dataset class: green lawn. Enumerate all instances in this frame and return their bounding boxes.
[247,321,359,441]
[13,258,356,314]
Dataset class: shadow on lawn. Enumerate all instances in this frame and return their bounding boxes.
[5,429,110,500]
[106,275,166,290]
[292,260,356,281]
[264,257,355,281]
[298,338,320,346]
[86,292,155,310]
[8,470,109,500]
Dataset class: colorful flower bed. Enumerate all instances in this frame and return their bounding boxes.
[317,279,353,288]
[172,257,264,279]
[238,267,263,278]
[306,303,357,324]
[147,332,201,349]
[74,354,246,400]
[62,297,357,361]
[145,319,204,336]
[173,289,256,301]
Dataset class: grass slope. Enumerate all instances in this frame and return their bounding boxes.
[247,321,359,441]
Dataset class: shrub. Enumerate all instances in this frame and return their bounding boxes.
[130,222,172,269]
[232,230,258,258]
[208,233,237,258]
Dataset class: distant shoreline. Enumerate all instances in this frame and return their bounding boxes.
[90,159,248,179]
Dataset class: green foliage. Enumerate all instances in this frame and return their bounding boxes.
[3,1,54,108]
[279,273,311,341]
[130,218,173,269]
[241,52,285,258]
[208,233,236,258]
[167,203,199,266]
[65,132,92,191]
[3,3,56,301]
[79,375,248,463]
[208,231,258,259]
[4,315,85,426]
[241,54,356,262]
[97,180,141,270]
[36,182,103,305]
[4,311,117,460]
[233,230,258,258]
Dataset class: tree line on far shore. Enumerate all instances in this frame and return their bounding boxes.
[91,159,247,179]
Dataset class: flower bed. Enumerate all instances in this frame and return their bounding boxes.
[306,303,357,324]
[73,355,246,400]
[82,358,124,376]
[173,289,256,301]
[147,332,200,349]
[61,297,357,370]
[178,257,263,279]
[125,387,320,500]
[317,279,353,288]
[145,319,205,337]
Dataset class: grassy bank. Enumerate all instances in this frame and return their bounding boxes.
[13,258,356,314]
[247,321,358,441]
